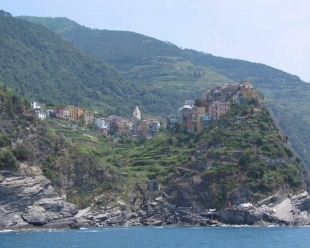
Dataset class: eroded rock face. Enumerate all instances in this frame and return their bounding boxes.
[0,170,79,229]
[219,191,310,226]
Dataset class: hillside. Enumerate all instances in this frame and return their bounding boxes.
[19,16,310,168]
[18,16,236,118]
[1,84,309,227]
[0,12,142,117]
[44,90,308,212]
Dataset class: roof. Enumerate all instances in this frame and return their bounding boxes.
[183,104,192,109]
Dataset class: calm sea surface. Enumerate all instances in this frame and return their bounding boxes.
[1,226,309,248]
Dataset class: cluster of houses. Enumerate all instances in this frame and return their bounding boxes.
[30,103,161,137]
[92,106,161,136]
[166,81,264,133]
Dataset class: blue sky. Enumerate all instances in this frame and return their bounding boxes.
[2,0,310,82]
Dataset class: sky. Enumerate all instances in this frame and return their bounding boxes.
[2,0,310,82]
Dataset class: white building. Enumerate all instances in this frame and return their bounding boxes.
[31,102,41,109]
[148,119,160,135]
[132,106,141,120]
[94,118,110,134]
[35,110,46,120]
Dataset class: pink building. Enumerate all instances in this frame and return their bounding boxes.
[55,107,64,118]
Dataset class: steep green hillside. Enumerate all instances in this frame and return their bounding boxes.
[18,16,236,118]
[45,96,308,209]
[0,12,141,116]
[19,16,310,168]
[0,81,307,211]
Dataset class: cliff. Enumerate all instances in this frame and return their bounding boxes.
[0,85,310,228]
[0,171,78,229]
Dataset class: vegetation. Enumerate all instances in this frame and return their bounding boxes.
[44,99,306,208]
[19,15,310,169]
[0,14,142,117]
[0,83,307,209]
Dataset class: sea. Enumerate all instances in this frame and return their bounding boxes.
[0,226,309,248]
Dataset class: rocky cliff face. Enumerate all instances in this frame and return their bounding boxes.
[0,170,78,229]
[219,191,310,226]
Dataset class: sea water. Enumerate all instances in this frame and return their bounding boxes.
[0,226,309,248]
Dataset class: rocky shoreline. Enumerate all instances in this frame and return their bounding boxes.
[1,171,310,231]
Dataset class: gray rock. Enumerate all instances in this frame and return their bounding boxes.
[107,215,123,225]
[23,206,47,225]
[0,171,79,229]
[94,213,110,221]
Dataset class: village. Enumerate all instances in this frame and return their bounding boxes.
[30,81,264,138]
[166,81,264,133]
[30,102,161,137]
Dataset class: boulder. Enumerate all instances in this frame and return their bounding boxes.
[23,206,47,225]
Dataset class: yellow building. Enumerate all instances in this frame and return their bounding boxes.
[69,106,75,120]
[241,87,259,99]
[74,107,84,120]
[193,106,206,115]
[195,115,203,132]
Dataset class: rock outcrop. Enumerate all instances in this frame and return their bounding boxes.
[0,170,78,230]
[219,191,310,226]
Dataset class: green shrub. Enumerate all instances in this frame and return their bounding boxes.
[0,133,11,147]
[284,147,294,158]
[13,145,30,160]
[0,149,17,170]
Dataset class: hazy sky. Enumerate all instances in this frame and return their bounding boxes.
[2,0,310,82]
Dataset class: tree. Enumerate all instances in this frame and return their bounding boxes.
[194,98,203,107]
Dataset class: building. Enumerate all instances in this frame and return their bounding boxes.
[202,115,212,128]
[30,102,41,110]
[192,113,203,132]
[108,115,126,134]
[184,100,194,107]
[147,119,160,135]
[83,111,94,125]
[35,110,46,120]
[94,117,110,135]
[55,106,64,118]
[147,180,160,192]
[46,109,55,117]
[208,101,231,119]
[74,107,84,120]
[186,114,193,133]
[192,106,205,115]
[178,104,192,124]
[132,106,141,120]
[166,114,178,130]
[235,116,247,124]
[62,106,71,119]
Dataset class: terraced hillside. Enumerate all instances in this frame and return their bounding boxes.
[20,16,310,168]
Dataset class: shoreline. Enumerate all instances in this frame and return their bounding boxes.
[1,221,308,233]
